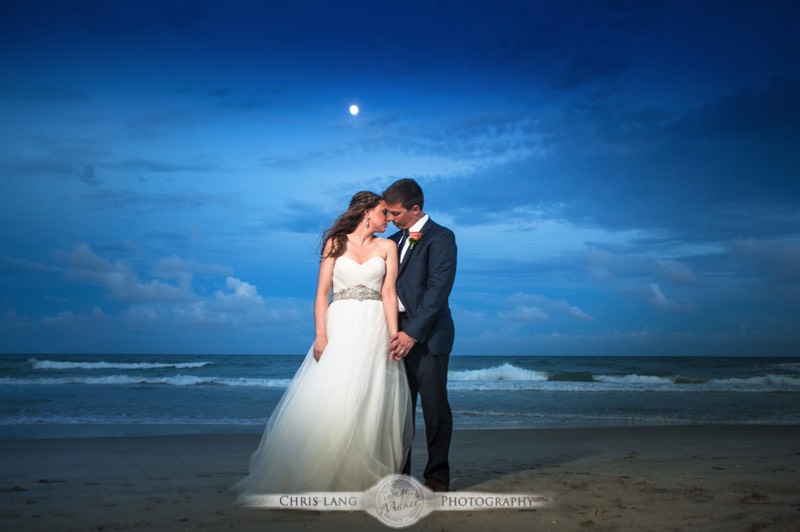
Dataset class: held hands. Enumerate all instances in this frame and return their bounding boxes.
[390,331,416,360]
[313,336,328,362]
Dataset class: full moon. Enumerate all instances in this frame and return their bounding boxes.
[349,104,359,116]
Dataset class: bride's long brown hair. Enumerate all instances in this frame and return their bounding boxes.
[320,191,383,260]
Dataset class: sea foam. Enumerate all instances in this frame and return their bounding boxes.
[0,375,292,388]
[30,358,211,370]
[449,363,548,382]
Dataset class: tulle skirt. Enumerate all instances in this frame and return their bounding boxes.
[234,299,412,495]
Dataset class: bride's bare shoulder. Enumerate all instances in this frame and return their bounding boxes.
[377,238,396,251]
[376,237,397,260]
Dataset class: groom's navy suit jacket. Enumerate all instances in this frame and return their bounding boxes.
[390,219,457,355]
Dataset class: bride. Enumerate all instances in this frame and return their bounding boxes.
[235,191,412,497]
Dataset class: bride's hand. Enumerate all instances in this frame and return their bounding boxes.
[313,336,328,361]
[390,331,415,360]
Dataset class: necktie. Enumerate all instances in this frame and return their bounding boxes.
[398,230,409,262]
[398,229,409,249]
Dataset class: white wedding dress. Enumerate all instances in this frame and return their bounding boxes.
[235,255,412,496]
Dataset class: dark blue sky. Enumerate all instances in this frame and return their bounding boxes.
[1,0,799,355]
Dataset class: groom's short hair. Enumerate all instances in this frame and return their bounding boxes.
[383,178,424,210]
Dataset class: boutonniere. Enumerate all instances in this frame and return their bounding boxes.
[408,232,423,250]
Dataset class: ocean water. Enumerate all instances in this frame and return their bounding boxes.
[1,354,798,438]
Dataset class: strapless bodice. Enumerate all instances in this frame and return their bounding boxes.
[333,256,385,296]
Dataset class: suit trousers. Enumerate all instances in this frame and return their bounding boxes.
[400,324,453,485]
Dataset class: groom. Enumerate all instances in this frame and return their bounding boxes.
[384,178,457,493]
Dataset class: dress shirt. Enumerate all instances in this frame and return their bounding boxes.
[397,214,428,312]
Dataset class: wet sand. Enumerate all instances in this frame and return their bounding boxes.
[1,425,798,531]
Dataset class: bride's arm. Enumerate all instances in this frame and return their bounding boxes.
[381,240,399,338]
[313,240,335,361]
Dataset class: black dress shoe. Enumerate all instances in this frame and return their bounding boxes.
[424,479,449,492]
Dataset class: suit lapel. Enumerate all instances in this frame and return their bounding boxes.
[398,219,434,276]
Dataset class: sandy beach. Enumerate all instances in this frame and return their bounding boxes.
[1,425,798,531]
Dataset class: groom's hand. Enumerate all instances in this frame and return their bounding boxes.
[390,331,416,359]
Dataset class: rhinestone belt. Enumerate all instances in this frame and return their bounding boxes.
[332,285,382,302]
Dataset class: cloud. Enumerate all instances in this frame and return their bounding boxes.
[41,307,108,329]
[675,77,800,140]
[549,52,628,91]
[123,109,208,140]
[502,293,594,322]
[577,250,701,312]
[369,110,538,164]
[646,283,677,312]
[171,277,300,330]
[0,254,62,274]
[208,87,289,111]
[3,0,799,356]
[0,309,29,330]
[80,165,100,185]
[729,238,800,277]
[260,146,350,170]
[413,0,651,91]
[0,140,107,180]
[554,301,594,321]
[82,188,239,213]
[582,249,701,287]
[653,260,701,286]
[1,140,219,188]
[51,244,303,333]
[271,199,341,235]
[622,282,696,313]
[426,74,800,246]
[57,244,196,303]
[729,238,800,298]
[154,255,230,280]
[499,305,549,322]
[221,277,258,299]
[102,158,220,173]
